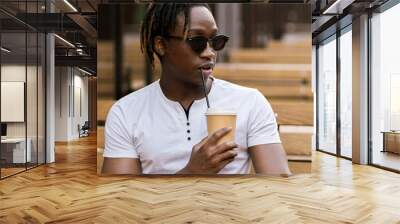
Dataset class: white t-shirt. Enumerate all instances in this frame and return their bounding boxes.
[103,78,281,174]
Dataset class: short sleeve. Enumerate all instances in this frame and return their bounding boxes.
[247,90,281,147]
[102,104,138,158]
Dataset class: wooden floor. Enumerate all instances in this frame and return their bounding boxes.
[1,163,46,178]
[1,135,400,223]
[1,167,26,178]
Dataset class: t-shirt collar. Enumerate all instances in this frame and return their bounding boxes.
[156,76,216,108]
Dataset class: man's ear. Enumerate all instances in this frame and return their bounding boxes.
[154,36,166,56]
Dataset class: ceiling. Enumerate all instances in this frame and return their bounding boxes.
[0,0,99,73]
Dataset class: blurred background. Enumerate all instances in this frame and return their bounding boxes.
[1,0,399,179]
[97,3,313,173]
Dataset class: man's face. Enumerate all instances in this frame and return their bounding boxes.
[162,6,218,86]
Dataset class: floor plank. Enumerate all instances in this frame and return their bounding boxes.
[1,135,400,223]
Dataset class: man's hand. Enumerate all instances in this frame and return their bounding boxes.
[177,127,238,174]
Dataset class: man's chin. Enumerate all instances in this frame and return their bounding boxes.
[184,79,203,88]
[180,75,206,87]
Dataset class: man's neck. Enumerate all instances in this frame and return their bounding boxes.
[159,75,213,109]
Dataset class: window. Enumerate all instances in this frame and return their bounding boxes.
[339,28,352,158]
[0,1,46,179]
[370,2,400,171]
[317,36,337,154]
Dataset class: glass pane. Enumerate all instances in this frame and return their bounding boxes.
[371,4,400,171]
[318,37,337,154]
[38,32,45,165]
[27,30,38,169]
[340,29,352,158]
[1,30,27,177]
[26,0,39,170]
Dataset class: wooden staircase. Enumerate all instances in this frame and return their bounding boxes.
[97,39,314,172]
[215,40,313,161]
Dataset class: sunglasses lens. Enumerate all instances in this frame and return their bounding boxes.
[187,35,229,53]
[188,37,208,54]
[212,35,228,51]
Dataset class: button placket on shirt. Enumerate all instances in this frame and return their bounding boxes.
[186,118,191,141]
[176,103,191,141]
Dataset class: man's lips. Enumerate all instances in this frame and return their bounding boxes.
[199,62,215,77]
[200,67,213,77]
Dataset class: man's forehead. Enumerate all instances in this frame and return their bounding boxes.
[188,28,218,35]
[189,6,216,26]
[171,8,217,35]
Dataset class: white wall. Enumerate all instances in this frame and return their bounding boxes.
[55,67,89,141]
[1,65,32,138]
[1,66,26,129]
[1,82,25,122]
[55,67,69,141]
[1,65,26,81]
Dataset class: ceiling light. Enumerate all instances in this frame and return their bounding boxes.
[1,47,11,53]
[76,48,85,55]
[322,0,354,15]
[63,0,78,12]
[78,67,93,76]
[54,34,75,48]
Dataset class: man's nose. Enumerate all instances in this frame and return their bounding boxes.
[200,42,216,60]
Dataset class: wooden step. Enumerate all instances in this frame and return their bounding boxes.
[267,40,311,49]
[229,50,311,64]
[214,63,311,82]
[97,81,115,95]
[97,100,115,122]
[279,125,313,156]
[228,40,311,64]
[281,132,313,156]
[271,99,314,125]
[230,55,311,64]
[97,41,114,61]
[97,126,105,149]
[213,63,312,99]
[240,82,312,99]
[97,147,104,174]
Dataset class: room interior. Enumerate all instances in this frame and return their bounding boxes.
[1,0,400,222]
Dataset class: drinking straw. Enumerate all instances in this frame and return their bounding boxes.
[200,69,210,108]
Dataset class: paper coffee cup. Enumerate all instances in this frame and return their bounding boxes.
[205,108,237,144]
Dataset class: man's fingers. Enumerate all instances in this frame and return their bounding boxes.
[207,127,232,146]
[194,136,209,151]
[212,141,238,155]
[215,149,237,163]
[217,157,236,171]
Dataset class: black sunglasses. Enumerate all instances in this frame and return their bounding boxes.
[165,34,229,54]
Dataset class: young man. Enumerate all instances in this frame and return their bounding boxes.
[102,3,291,175]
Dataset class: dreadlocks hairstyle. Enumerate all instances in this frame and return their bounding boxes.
[140,3,211,67]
